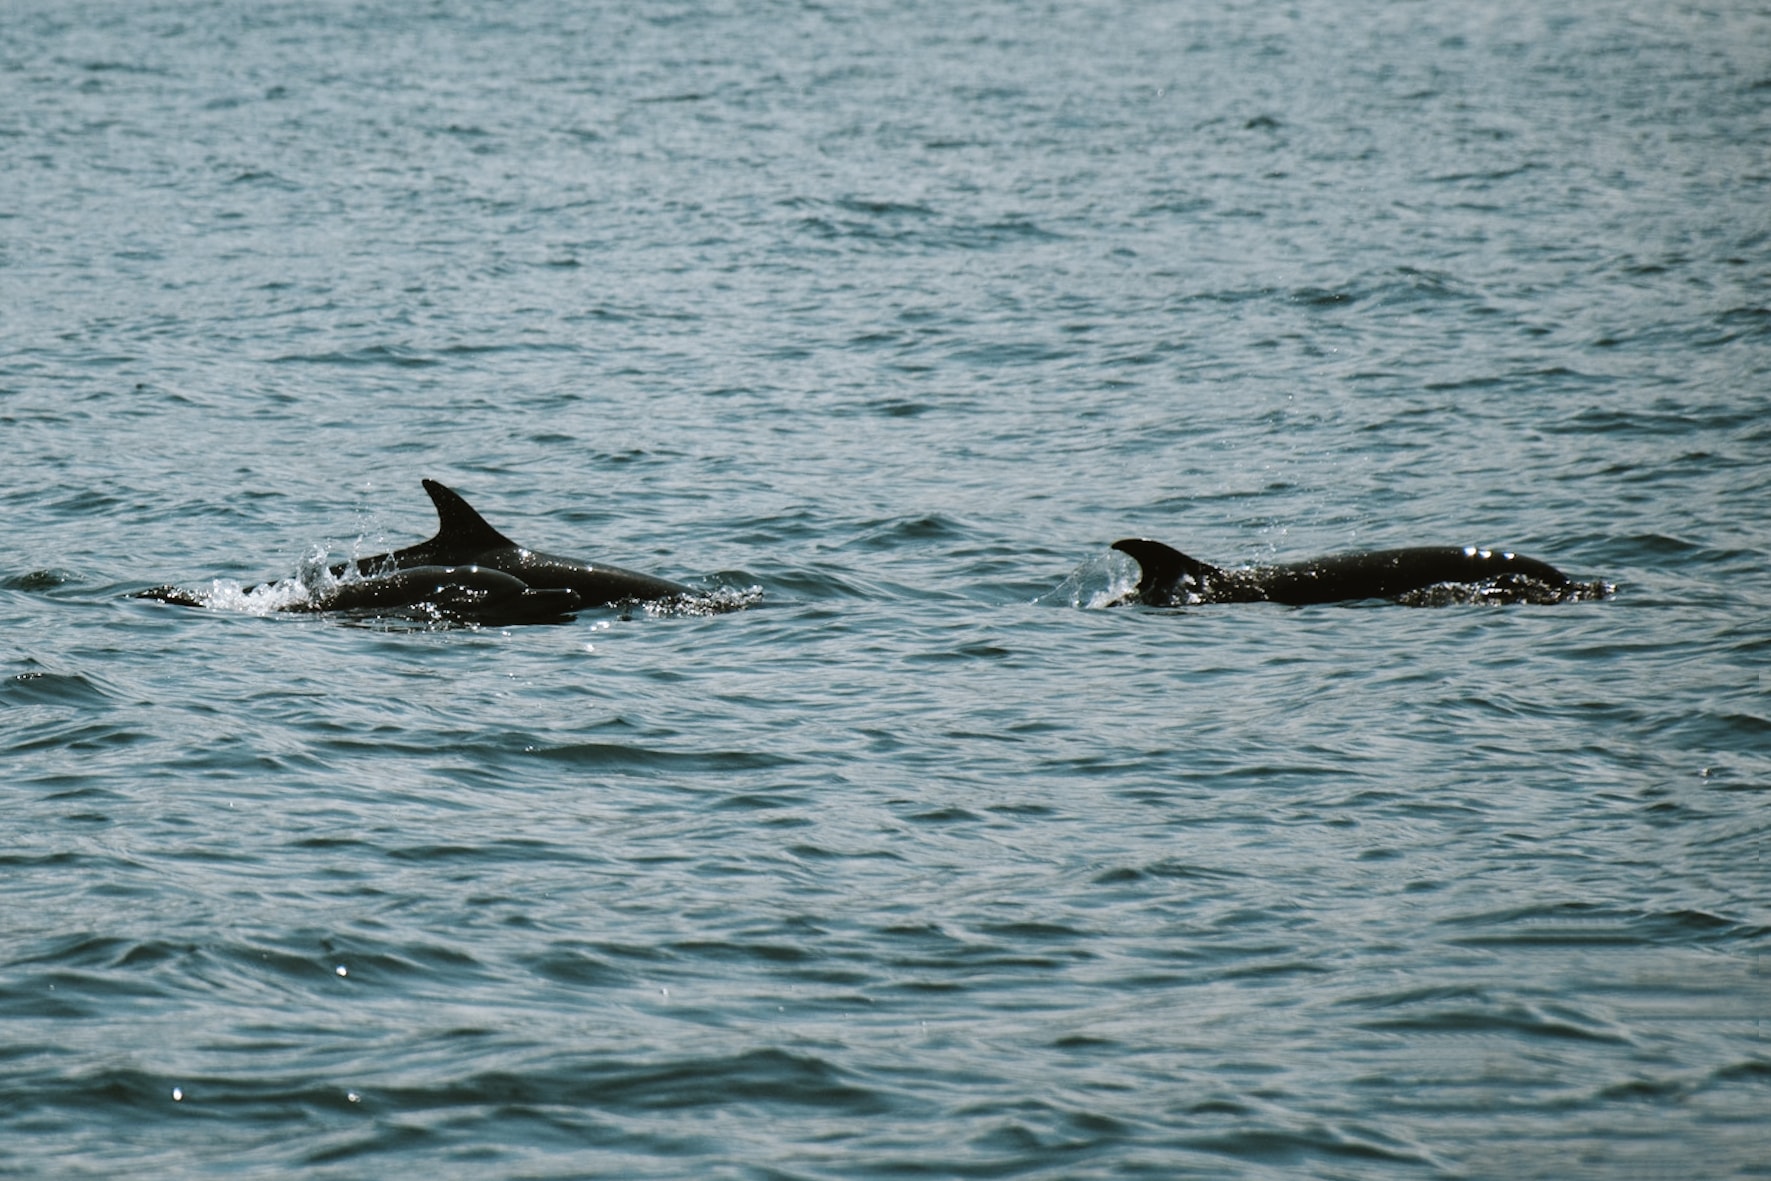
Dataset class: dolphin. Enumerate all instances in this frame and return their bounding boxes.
[1110,538,1607,606]
[133,479,697,623]
[135,565,582,625]
[302,565,581,622]
[333,479,694,606]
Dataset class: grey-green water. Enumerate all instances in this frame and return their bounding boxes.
[4,2,1768,1177]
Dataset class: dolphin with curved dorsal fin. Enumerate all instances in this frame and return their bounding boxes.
[1110,538,1604,606]
[135,480,696,623]
[333,479,694,607]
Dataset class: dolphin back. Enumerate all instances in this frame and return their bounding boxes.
[328,479,518,578]
[1110,539,1238,605]
[1257,546,1572,605]
[315,565,581,622]
[1109,538,1593,607]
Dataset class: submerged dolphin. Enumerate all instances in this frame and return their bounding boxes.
[332,479,694,605]
[140,565,581,623]
[310,565,581,620]
[1111,538,1607,606]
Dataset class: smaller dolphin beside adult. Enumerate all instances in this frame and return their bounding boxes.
[1110,538,1611,607]
[138,563,583,624]
[135,479,714,625]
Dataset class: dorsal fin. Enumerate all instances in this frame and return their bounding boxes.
[422,479,517,554]
[1110,538,1226,602]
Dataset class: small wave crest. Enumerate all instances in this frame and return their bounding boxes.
[136,575,314,614]
[642,583,764,618]
[1033,550,1141,610]
[136,545,363,616]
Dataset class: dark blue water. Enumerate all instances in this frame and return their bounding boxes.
[4,2,1769,1177]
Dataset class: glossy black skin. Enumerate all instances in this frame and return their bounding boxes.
[135,565,582,624]
[1111,538,1585,607]
[333,479,693,606]
[303,565,580,621]
[134,480,692,623]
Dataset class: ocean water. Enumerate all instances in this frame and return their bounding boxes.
[3,1,1769,1177]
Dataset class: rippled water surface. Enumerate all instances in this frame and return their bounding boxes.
[4,2,1769,1178]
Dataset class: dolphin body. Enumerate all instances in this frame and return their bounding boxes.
[135,564,581,624]
[330,479,694,605]
[303,565,581,622]
[1110,538,1606,607]
[134,479,694,624]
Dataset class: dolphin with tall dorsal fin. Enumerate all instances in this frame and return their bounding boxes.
[333,479,694,606]
[134,479,696,624]
[1110,538,1608,606]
